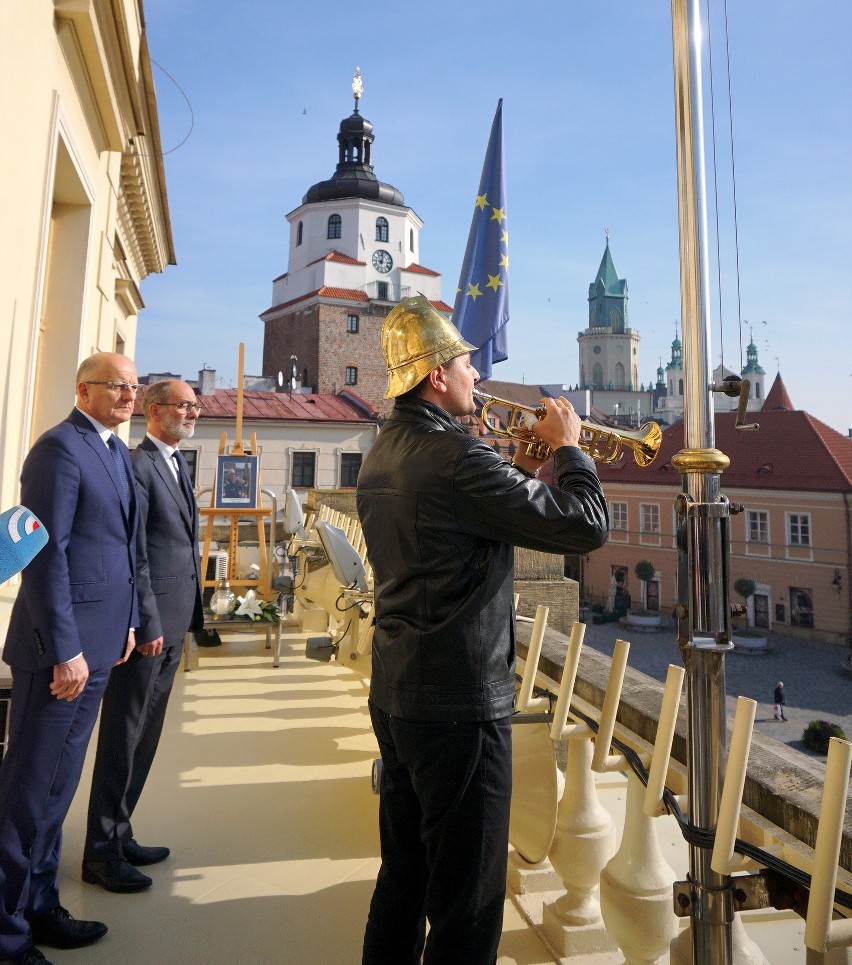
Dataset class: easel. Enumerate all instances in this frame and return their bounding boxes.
[199,343,272,600]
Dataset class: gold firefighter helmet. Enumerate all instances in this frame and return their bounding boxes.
[381,295,476,399]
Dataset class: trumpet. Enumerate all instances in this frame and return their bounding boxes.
[472,389,662,467]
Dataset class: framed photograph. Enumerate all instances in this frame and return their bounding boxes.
[215,455,258,509]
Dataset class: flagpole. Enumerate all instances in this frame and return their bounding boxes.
[670,2,736,961]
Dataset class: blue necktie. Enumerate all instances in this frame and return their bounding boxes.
[108,435,129,507]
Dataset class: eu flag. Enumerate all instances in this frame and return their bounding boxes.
[451,99,508,381]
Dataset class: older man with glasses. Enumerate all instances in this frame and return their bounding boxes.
[0,353,140,965]
[83,381,203,895]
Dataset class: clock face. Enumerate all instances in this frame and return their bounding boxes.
[372,249,393,273]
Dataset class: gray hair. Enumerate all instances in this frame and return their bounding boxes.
[142,380,178,418]
[76,355,104,384]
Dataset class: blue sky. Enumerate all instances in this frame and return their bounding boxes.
[139,1,851,434]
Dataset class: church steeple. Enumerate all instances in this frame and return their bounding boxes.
[587,236,628,332]
[303,69,404,206]
[742,328,765,376]
[666,322,683,371]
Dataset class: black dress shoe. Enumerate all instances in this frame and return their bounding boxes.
[82,858,152,893]
[11,947,55,965]
[123,838,170,866]
[26,905,107,949]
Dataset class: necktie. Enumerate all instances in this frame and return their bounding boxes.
[173,452,194,512]
[108,436,129,507]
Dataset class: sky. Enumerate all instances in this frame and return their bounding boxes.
[138,1,852,435]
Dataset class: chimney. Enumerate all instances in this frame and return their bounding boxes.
[198,367,216,396]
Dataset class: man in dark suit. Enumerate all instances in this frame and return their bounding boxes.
[0,353,139,965]
[83,380,203,894]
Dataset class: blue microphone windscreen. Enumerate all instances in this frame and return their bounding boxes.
[0,506,49,584]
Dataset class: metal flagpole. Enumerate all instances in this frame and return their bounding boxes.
[670,1,736,961]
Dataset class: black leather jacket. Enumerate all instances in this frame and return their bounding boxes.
[356,398,609,723]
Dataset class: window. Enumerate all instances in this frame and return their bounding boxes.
[296,221,303,246]
[747,510,769,544]
[789,587,814,628]
[640,503,660,534]
[292,452,316,488]
[341,453,362,488]
[375,217,389,242]
[787,513,811,547]
[377,281,388,300]
[611,502,628,532]
[347,314,359,333]
[409,228,414,252]
[345,366,358,386]
[327,214,342,239]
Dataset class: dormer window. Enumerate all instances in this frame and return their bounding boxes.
[375,217,389,242]
[327,214,342,240]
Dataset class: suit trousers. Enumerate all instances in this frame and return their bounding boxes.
[0,665,110,959]
[85,641,184,861]
[362,704,512,965]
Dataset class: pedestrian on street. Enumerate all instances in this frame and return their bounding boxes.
[774,681,788,721]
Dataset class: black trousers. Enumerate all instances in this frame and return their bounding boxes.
[362,704,512,965]
[84,641,183,861]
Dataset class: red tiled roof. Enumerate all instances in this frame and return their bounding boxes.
[430,299,453,313]
[593,410,852,492]
[402,263,440,276]
[306,250,366,268]
[133,390,378,424]
[762,372,795,411]
[261,287,369,316]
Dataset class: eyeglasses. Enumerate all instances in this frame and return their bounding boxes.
[157,402,203,414]
[85,381,143,393]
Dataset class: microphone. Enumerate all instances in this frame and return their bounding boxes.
[0,506,49,584]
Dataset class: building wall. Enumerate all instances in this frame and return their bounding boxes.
[0,0,173,639]
[129,415,380,504]
[264,300,394,417]
[586,479,852,644]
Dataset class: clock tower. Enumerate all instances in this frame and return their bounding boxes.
[261,70,449,415]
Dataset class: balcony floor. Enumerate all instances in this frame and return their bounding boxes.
[48,631,812,965]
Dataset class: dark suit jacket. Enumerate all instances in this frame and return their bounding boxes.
[4,408,138,673]
[132,437,203,646]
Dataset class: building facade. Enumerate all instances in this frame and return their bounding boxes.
[0,0,173,639]
[129,387,380,503]
[582,375,852,645]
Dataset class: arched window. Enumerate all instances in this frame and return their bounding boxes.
[592,363,604,389]
[375,217,389,242]
[327,214,342,240]
[296,221,303,246]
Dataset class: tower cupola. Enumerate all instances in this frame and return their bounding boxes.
[303,68,404,207]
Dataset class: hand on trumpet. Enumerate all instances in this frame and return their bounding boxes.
[512,397,582,473]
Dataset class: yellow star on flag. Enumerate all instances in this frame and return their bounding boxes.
[486,273,503,292]
[499,252,509,269]
[475,194,488,210]
[500,229,509,245]
[466,282,483,301]
[490,206,506,224]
